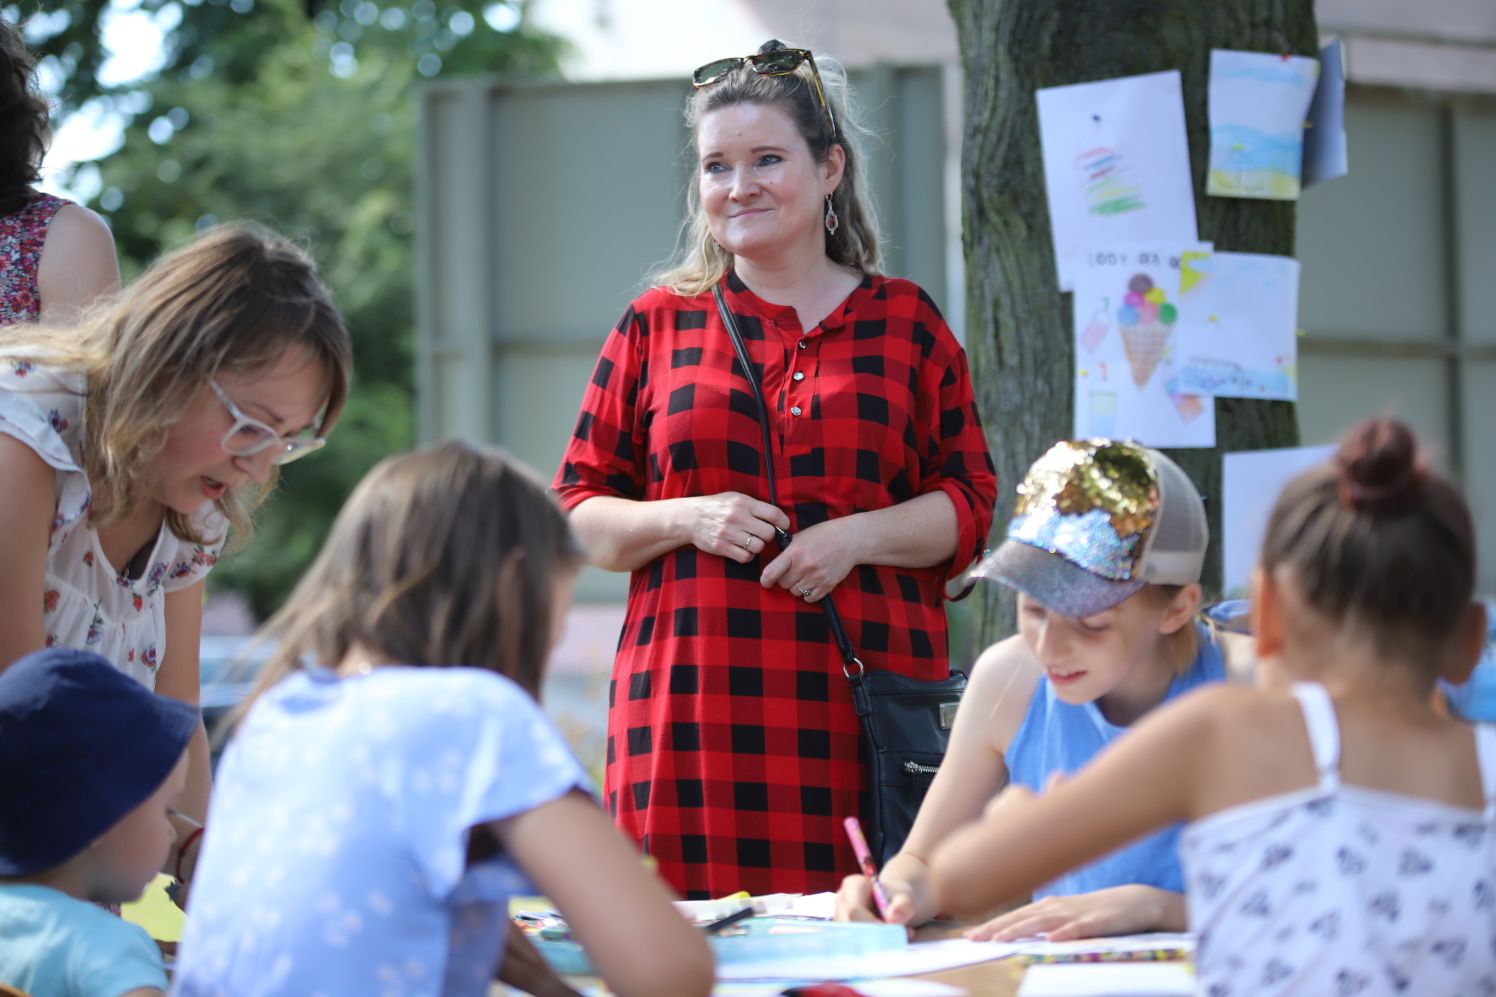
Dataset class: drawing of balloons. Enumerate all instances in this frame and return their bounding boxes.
[1128,274,1153,295]
[1159,303,1178,325]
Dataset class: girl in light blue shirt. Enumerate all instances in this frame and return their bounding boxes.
[173,442,712,997]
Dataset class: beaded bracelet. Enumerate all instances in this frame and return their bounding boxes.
[175,826,206,884]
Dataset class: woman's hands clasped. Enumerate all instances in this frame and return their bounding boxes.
[686,493,857,603]
[686,491,789,563]
[759,518,858,603]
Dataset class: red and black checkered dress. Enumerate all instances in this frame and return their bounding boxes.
[554,272,997,898]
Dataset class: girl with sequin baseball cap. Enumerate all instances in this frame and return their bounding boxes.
[836,439,1238,944]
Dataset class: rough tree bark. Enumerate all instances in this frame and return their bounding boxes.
[947,0,1316,644]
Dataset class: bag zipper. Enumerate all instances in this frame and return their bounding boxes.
[903,760,940,776]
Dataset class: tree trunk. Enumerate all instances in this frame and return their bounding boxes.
[947,0,1316,644]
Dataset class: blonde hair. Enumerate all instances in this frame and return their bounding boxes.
[241,441,585,713]
[652,42,882,295]
[1141,584,1201,674]
[0,223,352,547]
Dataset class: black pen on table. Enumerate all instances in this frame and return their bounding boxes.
[701,904,754,935]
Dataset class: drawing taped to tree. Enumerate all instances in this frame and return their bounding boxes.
[1075,145,1144,217]
[1073,244,1214,448]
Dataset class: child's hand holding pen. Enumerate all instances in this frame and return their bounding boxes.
[834,864,921,929]
[836,817,921,931]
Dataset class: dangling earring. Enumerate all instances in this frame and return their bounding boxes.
[823,194,840,237]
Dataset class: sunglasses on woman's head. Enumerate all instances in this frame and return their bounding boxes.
[691,47,838,140]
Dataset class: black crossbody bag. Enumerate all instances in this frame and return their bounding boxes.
[712,282,966,865]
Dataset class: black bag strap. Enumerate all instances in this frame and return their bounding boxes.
[713,281,865,682]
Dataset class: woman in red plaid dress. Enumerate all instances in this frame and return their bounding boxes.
[554,40,997,899]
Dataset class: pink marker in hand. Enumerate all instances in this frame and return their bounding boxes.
[843,815,892,920]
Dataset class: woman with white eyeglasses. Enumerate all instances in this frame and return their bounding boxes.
[0,223,352,833]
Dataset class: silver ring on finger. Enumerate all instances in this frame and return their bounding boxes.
[798,584,813,597]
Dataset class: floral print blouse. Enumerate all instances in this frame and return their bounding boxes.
[0,356,225,688]
[0,193,68,326]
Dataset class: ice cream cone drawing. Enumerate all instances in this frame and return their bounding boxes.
[1165,377,1206,423]
[1116,273,1179,388]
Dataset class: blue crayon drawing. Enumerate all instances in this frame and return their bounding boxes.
[1207,50,1319,201]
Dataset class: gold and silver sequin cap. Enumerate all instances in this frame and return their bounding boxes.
[967,440,1207,617]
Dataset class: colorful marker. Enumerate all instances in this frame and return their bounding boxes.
[842,815,892,920]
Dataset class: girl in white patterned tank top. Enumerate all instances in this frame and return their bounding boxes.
[929,418,1494,997]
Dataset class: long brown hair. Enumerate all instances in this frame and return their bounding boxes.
[241,441,586,711]
[1261,418,1475,661]
[0,223,352,546]
[653,40,882,295]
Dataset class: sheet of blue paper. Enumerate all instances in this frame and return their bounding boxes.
[1302,38,1349,188]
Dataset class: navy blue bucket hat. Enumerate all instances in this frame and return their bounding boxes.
[0,648,199,877]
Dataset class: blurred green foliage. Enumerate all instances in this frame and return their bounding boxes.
[9,0,564,618]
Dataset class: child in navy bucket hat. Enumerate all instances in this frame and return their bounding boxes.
[0,647,197,997]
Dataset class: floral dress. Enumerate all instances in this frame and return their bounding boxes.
[0,193,68,326]
[0,357,224,688]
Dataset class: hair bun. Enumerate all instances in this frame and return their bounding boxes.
[1335,419,1425,514]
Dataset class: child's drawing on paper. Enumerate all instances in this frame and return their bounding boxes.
[1076,147,1143,217]
[1080,298,1111,353]
[1164,377,1205,423]
[1176,251,1301,401]
[1117,273,1179,389]
[1207,49,1319,201]
[1037,71,1199,290]
[1073,243,1214,448]
[1088,388,1118,436]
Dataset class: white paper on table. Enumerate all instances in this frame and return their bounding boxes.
[1037,70,1199,291]
[1017,963,1196,997]
[711,982,966,997]
[1175,251,1301,400]
[715,937,1013,981]
[1302,39,1348,188]
[1072,242,1216,448]
[775,891,838,920]
[676,892,838,923]
[841,981,966,997]
[1206,49,1319,201]
[1003,933,1195,961]
[1221,445,1335,597]
[714,933,1196,985]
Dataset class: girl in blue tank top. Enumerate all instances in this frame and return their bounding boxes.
[836,439,1250,940]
